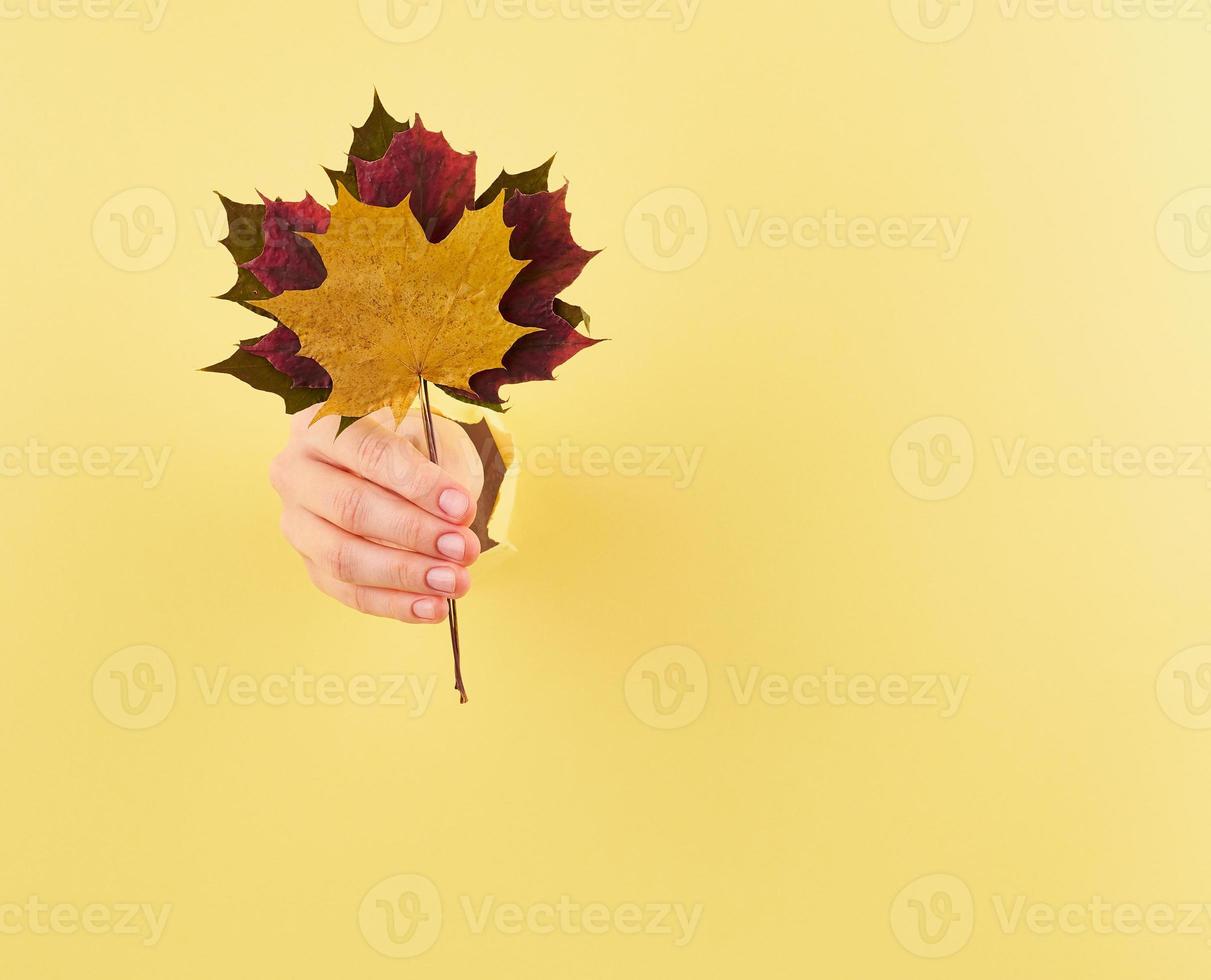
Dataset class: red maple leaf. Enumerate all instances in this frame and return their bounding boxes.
[241,193,329,294]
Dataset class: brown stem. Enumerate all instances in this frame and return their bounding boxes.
[419,377,467,704]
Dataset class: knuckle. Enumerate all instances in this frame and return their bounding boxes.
[355,429,392,476]
[328,540,358,583]
[390,508,421,547]
[350,585,374,615]
[402,459,439,502]
[391,558,415,592]
[333,484,368,530]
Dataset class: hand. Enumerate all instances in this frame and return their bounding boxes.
[270,405,484,624]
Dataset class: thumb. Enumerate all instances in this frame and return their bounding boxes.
[394,411,485,503]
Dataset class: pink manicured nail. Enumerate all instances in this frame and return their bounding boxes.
[437,533,466,561]
[426,567,457,594]
[439,488,469,519]
[412,598,438,620]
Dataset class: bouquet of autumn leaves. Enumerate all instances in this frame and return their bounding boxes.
[205,95,599,701]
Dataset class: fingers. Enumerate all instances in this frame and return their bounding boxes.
[276,407,488,627]
[281,508,471,598]
[306,412,477,526]
[275,454,480,565]
[303,559,450,625]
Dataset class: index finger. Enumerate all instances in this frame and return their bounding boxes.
[308,413,476,526]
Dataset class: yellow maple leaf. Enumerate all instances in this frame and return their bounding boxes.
[252,185,537,424]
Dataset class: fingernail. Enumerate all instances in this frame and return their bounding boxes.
[439,488,469,519]
[436,533,466,561]
[412,598,438,620]
[426,566,457,594]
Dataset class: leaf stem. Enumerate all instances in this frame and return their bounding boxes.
[419,377,468,704]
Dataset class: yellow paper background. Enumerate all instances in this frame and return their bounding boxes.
[3,1,1211,976]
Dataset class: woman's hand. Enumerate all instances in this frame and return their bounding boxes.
[269,405,485,624]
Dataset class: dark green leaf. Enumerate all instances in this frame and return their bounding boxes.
[554,297,591,334]
[215,193,266,265]
[325,91,411,198]
[473,155,554,210]
[216,266,276,315]
[201,347,329,415]
[436,384,507,413]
